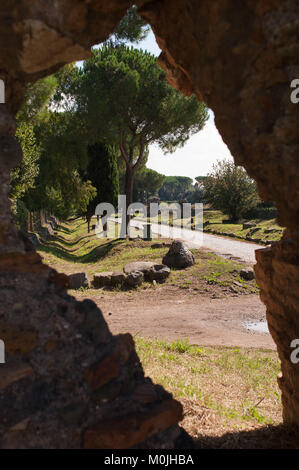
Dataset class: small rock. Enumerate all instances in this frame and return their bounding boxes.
[240,267,255,281]
[247,227,261,236]
[233,281,243,288]
[243,222,257,230]
[146,264,170,282]
[264,227,278,233]
[151,242,171,249]
[125,271,144,288]
[69,272,90,289]
[229,286,238,293]
[162,240,194,269]
[110,271,126,286]
[27,232,40,247]
[124,261,155,274]
[93,272,113,288]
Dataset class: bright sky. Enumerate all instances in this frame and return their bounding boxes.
[129,29,234,179]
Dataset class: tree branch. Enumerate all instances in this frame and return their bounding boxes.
[119,132,131,169]
[133,137,145,171]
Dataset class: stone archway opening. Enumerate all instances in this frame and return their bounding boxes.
[0,0,298,448]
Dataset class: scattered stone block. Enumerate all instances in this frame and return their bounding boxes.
[27,232,40,247]
[124,261,155,274]
[124,261,170,283]
[125,271,144,288]
[247,227,261,236]
[162,240,194,269]
[146,264,170,282]
[243,222,257,229]
[240,267,255,281]
[110,271,126,286]
[93,272,113,288]
[69,272,90,289]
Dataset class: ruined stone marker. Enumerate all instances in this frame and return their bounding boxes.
[143,223,152,241]
[163,240,194,269]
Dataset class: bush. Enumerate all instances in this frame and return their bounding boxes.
[203,160,260,222]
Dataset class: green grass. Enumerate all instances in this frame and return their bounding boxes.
[37,217,258,295]
[203,210,283,244]
[135,208,284,244]
[135,337,281,428]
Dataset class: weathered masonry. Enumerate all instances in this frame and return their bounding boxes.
[0,0,298,448]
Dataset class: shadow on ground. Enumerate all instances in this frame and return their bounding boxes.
[193,424,298,449]
[37,229,122,264]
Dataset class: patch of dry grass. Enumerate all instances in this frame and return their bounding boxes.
[135,337,282,440]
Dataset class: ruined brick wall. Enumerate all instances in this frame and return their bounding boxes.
[0,102,184,449]
[0,0,298,448]
[0,0,185,448]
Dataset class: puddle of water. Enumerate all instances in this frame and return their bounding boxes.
[242,321,269,334]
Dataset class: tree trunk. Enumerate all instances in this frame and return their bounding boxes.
[119,139,144,238]
[87,216,91,233]
[122,166,134,237]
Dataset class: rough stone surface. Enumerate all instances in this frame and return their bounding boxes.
[26,233,40,247]
[243,222,257,230]
[83,398,183,449]
[93,272,113,288]
[151,242,171,249]
[125,271,144,288]
[110,271,126,286]
[255,241,299,425]
[124,261,170,282]
[93,271,126,288]
[68,272,90,290]
[162,240,194,269]
[0,0,298,445]
[124,261,155,275]
[240,268,255,281]
[147,264,170,282]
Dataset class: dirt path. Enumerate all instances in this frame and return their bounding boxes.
[82,289,275,350]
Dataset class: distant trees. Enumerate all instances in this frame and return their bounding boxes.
[202,159,260,221]
[135,168,165,202]
[11,74,98,226]
[26,109,95,221]
[195,176,207,184]
[159,176,194,202]
[10,122,41,200]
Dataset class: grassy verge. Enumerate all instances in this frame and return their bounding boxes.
[203,210,283,244]
[37,218,258,296]
[135,209,283,244]
[135,337,282,438]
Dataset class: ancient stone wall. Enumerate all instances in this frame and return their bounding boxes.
[0,0,186,448]
[0,0,298,448]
